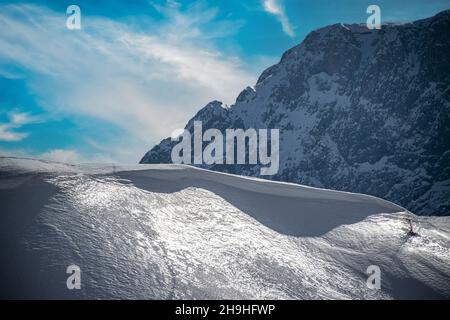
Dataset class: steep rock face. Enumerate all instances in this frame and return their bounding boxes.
[141,11,450,216]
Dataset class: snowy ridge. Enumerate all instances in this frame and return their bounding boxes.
[1,157,449,299]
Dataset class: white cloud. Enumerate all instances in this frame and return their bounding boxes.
[39,149,82,164]
[0,126,28,141]
[0,112,42,141]
[0,3,256,161]
[262,0,295,37]
[0,146,116,164]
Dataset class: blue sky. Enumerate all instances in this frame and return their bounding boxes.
[0,0,449,163]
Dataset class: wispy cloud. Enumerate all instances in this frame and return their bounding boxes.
[39,149,83,164]
[0,112,41,142]
[0,126,27,142]
[0,3,256,162]
[0,146,113,164]
[262,0,295,37]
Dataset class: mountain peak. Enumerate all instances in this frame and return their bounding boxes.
[142,10,450,216]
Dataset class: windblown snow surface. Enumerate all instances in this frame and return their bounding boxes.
[0,157,449,299]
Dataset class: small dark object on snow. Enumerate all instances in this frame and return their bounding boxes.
[407,219,419,237]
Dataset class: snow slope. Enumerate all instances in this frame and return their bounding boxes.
[0,157,449,299]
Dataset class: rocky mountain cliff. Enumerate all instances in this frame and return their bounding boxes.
[141,10,450,216]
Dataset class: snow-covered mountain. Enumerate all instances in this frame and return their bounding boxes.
[1,157,449,299]
[141,10,450,216]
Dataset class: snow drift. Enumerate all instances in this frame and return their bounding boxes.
[0,157,449,299]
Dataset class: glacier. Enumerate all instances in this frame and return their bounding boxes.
[0,157,449,299]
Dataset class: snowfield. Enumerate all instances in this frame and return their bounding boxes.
[0,157,449,299]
